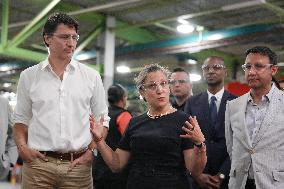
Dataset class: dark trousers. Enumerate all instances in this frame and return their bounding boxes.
[245,179,256,189]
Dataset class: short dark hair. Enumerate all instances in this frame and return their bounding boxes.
[245,46,277,65]
[172,67,188,75]
[42,12,79,47]
[108,84,127,105]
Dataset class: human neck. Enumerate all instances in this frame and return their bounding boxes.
[149,104,173,115]
[175,95,190,106]
[208,84,223,95]
[48,56,70,79]
[250,84,272,104]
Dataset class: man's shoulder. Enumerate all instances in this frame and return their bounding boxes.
[75,61,100,77]
[188,92,206,102]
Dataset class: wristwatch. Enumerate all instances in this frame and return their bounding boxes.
[219,173,225,180]
[194,142,205,148]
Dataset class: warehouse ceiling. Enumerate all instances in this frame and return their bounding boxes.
[1,0,284,92]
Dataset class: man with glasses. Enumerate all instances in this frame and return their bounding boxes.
[225,46,284,189]
[13,13,109,189]
[170,68,193,111]
[185,56,236,189]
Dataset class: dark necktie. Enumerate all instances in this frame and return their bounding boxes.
[209,96,218,127]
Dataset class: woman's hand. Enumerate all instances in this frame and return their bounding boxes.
[90,114,104,142]
[180,116,205,145]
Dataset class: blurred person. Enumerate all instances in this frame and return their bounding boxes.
[90,64,207,189]
[12,12,109,189]
[225,46,284,189]
[0,96,18,181]
[93,84,132,189]
[185,56,236,189]
[170,68,193,111]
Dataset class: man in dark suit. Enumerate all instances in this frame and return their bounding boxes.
[185,56,236,189]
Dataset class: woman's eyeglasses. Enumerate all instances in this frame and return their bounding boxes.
[141,81,169,91]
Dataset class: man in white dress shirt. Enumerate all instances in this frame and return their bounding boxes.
[13,12,109,189]
[0,96,18,181]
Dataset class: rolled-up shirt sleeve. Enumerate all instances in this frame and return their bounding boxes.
[13,70,32,126]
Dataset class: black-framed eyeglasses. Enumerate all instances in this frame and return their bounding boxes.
[141,81,169,91]
[241,63,273,72]
[201,64,226,72]
[51,33,80,42]
[169,79,189,85]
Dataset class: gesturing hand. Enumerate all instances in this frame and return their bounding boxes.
[89,114,104,142]
[180,116,205,144]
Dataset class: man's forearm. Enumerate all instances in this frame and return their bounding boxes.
[13,123,28,150]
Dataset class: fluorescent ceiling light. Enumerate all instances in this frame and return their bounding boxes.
[0,65,11,72]
[187,59,197,65]
[3,83,12,88]
[207,34,223,40]
[222,0,266,11]
[177,24,194,34]
[75,53,91,61]
[189,73,201,82]
[117,65,130,73]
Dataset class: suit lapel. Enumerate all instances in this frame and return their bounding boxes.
[252,89,280,147]
[236,93,252,146]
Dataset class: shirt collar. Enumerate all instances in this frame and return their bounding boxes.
[207,87,224,101]
[40,58,77,72]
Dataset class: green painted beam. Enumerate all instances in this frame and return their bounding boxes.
[1,0,9,47]
[115,21,160,44]
[9,0,61,47]
[75,25,104,54]
[2,47,46,62]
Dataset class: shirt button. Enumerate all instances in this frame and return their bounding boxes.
[249,149,255,154]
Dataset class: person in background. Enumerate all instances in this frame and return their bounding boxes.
[225,46,284,189]
[12,12,109,189]
[185,56,236,189]
[279,80,284,91]
[170,67,193,111]
[0,96,18,181]
[90,64,207,189]
[93,84,132,189]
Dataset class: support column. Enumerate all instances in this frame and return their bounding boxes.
[103,16,116,90]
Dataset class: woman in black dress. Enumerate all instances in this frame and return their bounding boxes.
[90,64,207,189]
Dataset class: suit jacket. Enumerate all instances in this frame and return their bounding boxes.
[185,90,236,188]
[0,97,18,181]
[225,87,284,189]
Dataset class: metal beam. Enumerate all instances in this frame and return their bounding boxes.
[75,26,104,54]
[8,0,61,47]
[1,47,46,62]
[1,0,9,47]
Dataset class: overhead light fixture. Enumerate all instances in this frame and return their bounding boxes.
[221,0,266,11]
[3,83,12,88]
[117,65,130,73]
[207,34,223,41]
[187,59,197,65]
[177,17,189,25]
[177,24,195,34]
[189,73,201,82]
[0,65,11,72]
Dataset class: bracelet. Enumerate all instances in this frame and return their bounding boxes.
[194,142,206,153]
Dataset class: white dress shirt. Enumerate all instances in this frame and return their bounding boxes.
[207,87,225,113]
[13,58,110,152]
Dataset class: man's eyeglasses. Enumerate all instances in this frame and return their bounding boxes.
[201,64,226,72]
[51,33,80,42]
[169,79,189,85]
[241,63,273,72]
[141,81,169,91]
